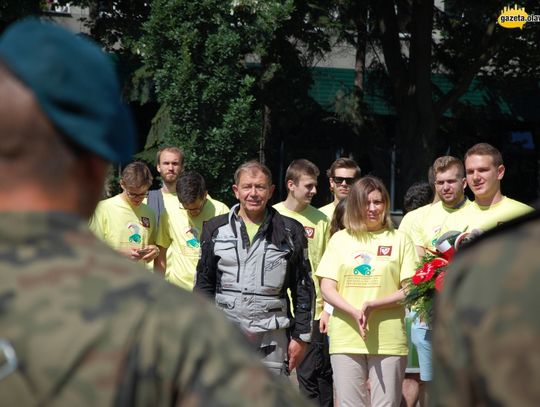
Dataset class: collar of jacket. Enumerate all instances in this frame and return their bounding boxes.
[229,204,288,247]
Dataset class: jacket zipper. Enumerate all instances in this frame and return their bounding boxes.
[235,244,241,283]
[260,240,269,286]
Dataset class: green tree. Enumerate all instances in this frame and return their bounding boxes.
[140,0,331,202]
[322,0,540,200]
[140,0,263,201]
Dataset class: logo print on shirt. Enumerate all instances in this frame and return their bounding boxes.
[141,217,150,228]
[185,226,200,248]
[377,246,392,256]
[353,252,372,275]
[127,223,142,243]
[431,226,442,246]
[304,226,315,239]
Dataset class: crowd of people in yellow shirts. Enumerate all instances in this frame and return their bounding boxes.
[89,142,533,407]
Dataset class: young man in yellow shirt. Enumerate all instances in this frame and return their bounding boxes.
[90,162,159,264]
[411,156,471,257]
[319,158,361,219]
[146,146,184,276]
[274,159,332,406]
[156,171,228,290]
[444,143,533,234]
[404,156,471,403]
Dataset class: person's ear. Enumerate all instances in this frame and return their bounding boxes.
[497,165,505,180]
[287,179,295,192]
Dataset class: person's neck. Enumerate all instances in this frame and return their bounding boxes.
[475,191,503,207]
[0,186,86,217]
[283,195,308,213]
[332,196,341,206]
[444,196,466,210]
[238,208,266,225]
[120,193,139,210]
[161,182,176,194]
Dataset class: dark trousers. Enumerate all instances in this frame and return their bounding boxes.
[296,321,334,406]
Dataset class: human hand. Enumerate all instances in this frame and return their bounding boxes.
[287,338,307,371]
[119,247,144,261]
[319,311,330,334]
[140,245,159,262]
[355,301,373,339]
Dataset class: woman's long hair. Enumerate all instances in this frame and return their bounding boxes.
[330,198,347,237]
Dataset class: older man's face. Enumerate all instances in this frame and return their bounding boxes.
[233,169,274,218]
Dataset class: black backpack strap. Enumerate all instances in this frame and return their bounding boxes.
[147,189,166,225]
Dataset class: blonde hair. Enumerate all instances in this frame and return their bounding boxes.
[344,176,393,234]
[432,156,464,179]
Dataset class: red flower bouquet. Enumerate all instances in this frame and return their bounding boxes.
[404,230,474,324]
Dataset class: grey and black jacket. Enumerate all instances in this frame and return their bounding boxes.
[195,204,314,342]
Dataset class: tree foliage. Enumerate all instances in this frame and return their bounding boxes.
[0,0,41,32]
[140,0,332,202]
[5,0,539,203]
[320,0,540,200]
[140,0,263,201]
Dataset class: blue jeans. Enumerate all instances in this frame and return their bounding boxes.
[411,322,432,381]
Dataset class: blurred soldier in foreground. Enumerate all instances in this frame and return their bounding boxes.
[0,19,310,406]
[431,209,540,406]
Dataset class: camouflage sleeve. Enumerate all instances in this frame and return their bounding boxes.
[125,287,312,406]
[432,214,540,406]
[430,258,476,406]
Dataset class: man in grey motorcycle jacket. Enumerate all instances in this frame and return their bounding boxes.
[195,160,315,376]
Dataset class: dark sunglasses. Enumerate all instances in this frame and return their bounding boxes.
[332,176,356,185]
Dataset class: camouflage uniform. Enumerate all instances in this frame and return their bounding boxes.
[0,212,311,406]
[431,209,540,406]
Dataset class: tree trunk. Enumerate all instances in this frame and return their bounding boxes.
[260,104,271,164]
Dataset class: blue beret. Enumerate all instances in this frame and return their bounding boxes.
[0,19,135,163]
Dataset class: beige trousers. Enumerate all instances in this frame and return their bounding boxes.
[331,354,407,407]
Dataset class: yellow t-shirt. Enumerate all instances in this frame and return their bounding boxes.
[243,218,261,244]
[442,196,533,234]
[319,202,336,220]
[156,194,229,290]
[410,200,471,252]
[89,194,157,251]
[398,204,432,239]
[273,202,330,319]
[315,228,417,355]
